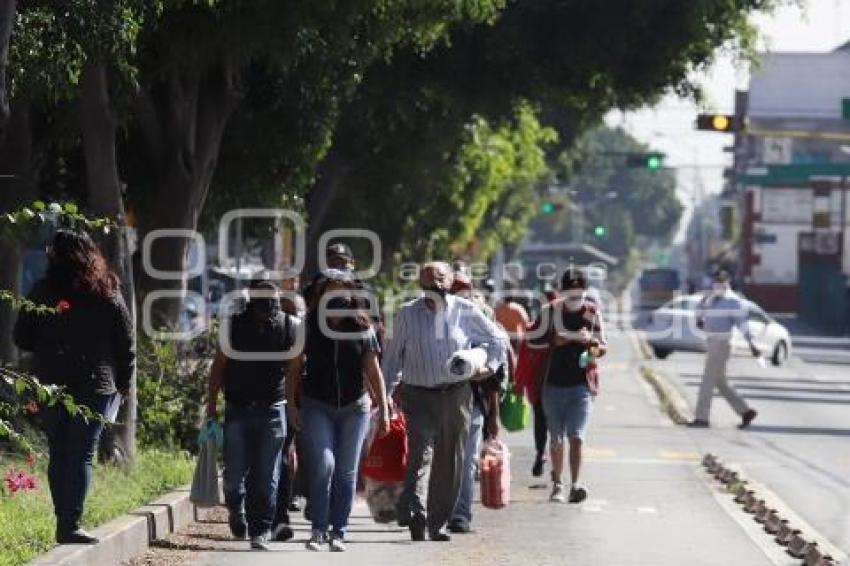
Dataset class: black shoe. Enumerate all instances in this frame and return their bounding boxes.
[532,454,547,477]
[447,520,472,534]
[288,500,301,512]
[687,419,710,428]
[568,486,588,504]
[428,529,452,542]
[271,523,294,542]
[56,529,99,544]
[409,517,426,541]
[739,409,758,429]
[228,511,248,540]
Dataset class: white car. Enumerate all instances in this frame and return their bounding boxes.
[645,294,792,366]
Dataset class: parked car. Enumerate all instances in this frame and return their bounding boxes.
[645,294,791,366]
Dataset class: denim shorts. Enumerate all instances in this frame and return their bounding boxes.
[542,383,593,442]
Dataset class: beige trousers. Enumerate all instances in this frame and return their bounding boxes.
[695,339,750,422]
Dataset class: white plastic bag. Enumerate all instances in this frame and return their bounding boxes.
[446,347,488,381]
[190,420,222,507]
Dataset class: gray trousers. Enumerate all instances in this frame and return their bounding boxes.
[399,382,472,533]
[695,339,750,422]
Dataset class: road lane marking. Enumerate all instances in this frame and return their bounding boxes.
[659,450,701,461]
[585,447,617,459]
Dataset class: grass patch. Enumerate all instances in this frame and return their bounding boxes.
[0,449,194,566]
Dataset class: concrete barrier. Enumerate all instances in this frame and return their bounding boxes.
[28,484,194,566]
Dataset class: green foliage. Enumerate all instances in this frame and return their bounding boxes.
[136,331,215,453]
[0,450,194,566]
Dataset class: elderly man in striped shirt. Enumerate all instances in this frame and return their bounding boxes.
[382,262,508,542]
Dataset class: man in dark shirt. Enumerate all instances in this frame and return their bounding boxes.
[529,268,606,505]
[206,279,296,551]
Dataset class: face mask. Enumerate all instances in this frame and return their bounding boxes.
[712,282,729,294]
[425,286,448,299]
[564,291,586,311]
[251,297,280,317]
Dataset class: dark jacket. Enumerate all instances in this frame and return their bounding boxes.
[13,278,135,398]
[223,309,294,406]
[301,312,380,408]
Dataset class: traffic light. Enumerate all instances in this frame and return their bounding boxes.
[593,224,606,237]
[696,113,738,133]
[540,201,565,214]
[626,152,665,170]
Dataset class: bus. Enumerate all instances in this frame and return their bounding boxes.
[638,268,680,311]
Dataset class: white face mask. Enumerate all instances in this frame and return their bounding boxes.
[712,282,729,295]
[564,290,586,311]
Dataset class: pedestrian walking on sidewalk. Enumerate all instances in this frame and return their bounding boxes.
[382,262,508,542]
[530,268,606,504]
[286,269,391,552]
[447,273,504,534]
[206,278,296,551]
[689,271,759,429]
[14,230,135,545]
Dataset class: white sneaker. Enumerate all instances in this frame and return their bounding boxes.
[329,534,347,552]
[550,482,566,503]
[250,532,271,551]
[305,530,327,551]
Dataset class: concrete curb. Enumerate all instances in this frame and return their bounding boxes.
[701,454,847,566]
[639,365,694,425]
[28,485,199,566]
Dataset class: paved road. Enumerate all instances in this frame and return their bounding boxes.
[134,328,793,565]
[649,348,850,555]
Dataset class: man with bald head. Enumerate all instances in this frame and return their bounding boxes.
[382,262,508,542]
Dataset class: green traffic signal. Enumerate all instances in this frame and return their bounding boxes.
[646,154,662,170]
[594,225,606,237]
[541,201,556,214]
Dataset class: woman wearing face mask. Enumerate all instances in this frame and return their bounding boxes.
[529,268,606,504]
[207,278,295,551]
[286,270,390,552]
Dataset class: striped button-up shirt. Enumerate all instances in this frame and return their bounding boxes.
[382,294,509,393]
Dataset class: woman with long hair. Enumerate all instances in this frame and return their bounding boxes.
[286,269,390,552]
[14,229,135,544]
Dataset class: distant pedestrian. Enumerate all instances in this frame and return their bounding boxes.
[529,268,606,504]
[383,262,508,542]
[286,269,391,552]
[447,273,504,534]
[14,230,135,545]
[689,271,759,429]
[206,278,295,551]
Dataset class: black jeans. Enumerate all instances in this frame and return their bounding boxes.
[43,392,112,533]
[533,399,548,456]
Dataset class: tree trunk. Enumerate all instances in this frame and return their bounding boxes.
[0,97,33,365]
[134,55,241,329]
[304,148,349,276]
[78,60,136,464]
[0,0,16,134]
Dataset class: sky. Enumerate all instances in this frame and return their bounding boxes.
[607,0,850,213]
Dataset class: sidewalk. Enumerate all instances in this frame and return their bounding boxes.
[128,329,788,566]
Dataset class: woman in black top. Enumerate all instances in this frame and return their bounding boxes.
[14,230,135,544]
[286,269,390,552]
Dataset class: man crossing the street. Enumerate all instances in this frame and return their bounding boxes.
[689,270,759,429]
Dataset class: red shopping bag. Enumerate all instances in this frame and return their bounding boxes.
[480,438,511,509]
[514,340,549,406]
[362,411,408,482]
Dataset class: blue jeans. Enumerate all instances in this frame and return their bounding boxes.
[43,393,112,533]
[451,403,483,526]
[301,395,370,537]
[223,401,286,537]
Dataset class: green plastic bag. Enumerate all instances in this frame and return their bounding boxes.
[500,390,531,432]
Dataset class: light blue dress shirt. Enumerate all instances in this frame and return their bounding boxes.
[382,294,509,393]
